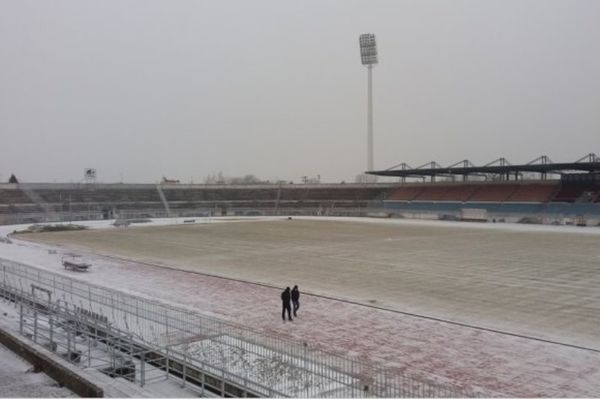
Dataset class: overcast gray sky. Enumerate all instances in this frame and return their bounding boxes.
[1,0,599,183]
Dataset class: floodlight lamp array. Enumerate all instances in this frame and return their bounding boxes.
[359,33,378,65]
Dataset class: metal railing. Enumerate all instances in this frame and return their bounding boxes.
[0,202,390,226]
[0,258,479,397]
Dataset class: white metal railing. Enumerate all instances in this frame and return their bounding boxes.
[0,258,479,397]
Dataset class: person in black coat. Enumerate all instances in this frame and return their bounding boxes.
[291,285,300,317]
[281,287,293,321]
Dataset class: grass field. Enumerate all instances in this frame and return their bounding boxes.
[25,217,600,350]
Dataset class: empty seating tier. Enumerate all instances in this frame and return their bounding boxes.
[3,180,600,224]
[507,183,559,202]
[468,184,519,202]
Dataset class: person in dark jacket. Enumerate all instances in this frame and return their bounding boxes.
[281,287,293,321]
[291,285,300,317]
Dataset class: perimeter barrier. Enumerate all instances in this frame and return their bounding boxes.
[0,257,479,397]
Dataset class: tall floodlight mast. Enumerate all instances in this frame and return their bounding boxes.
[359,33,378,172]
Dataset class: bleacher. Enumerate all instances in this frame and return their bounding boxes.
[387,186,424,201]
[382,178,600,218]
[33,187,162,205]
[551,185,600,203]
[413,186,450,201]
[0,186,41,216]
[281,186,387,201]
[0,183,395,224]
[387,181,564,204]
[162,187,278,202]
[506,183,558,202]
[440,185,478,202]
[468,184,519,202]
[0,187,33,205]
[3,178,600,224]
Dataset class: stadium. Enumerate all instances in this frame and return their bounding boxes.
[2,1,600,396]
[2,153,600,225]
[1,153,600,397]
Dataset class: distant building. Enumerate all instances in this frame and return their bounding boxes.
[161,176,180,184]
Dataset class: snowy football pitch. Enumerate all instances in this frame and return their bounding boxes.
[25,217,600,350]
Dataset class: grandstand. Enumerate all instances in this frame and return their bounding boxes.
[375,154,600,222]
[0,182,394,224]
[2,154,600,225]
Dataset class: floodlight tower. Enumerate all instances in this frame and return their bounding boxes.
[359,33,378,172]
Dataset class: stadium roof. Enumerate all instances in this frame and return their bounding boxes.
[368,153,600,179]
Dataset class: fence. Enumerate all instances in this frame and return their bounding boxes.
[0,203,388,226]
[0,258,478,397]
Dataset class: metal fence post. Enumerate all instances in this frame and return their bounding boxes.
[165,308,169,341]
[67,323,72,362]
[33,308,38,343]
[166,347,170,379]
[141,351,146,387]
[304,342,309,397]
[85,328,90,368]
[19,301,23,335]
[49,314,54,351]
[182,345,187,388]
[221,370,225,397]
[111,334,116,368]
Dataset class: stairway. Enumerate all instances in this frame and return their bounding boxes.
[155,185,172,217]
[19,185,60,222]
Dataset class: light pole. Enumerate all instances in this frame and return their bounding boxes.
[359,33,378,173]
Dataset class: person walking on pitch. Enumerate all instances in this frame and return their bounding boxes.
[291,285,300,317]
[281,287,293,321]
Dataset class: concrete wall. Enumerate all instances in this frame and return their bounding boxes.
[0,327,104,397]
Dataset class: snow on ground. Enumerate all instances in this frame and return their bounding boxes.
[15,216,600,350]
[0,341,75,397]
[2,217,600,397]
[4,215,600,236]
